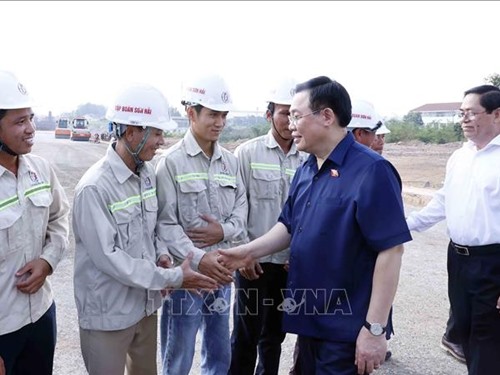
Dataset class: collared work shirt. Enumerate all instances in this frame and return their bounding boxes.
[155,129,247,269]
[234,130,306,264]
[279,133,412,341]
[0,154,69,335]
[73,144,182,331]
[407,135,500,246]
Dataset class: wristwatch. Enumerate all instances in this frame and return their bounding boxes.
[364,321,386,336]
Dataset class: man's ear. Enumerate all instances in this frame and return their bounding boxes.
[186,106,196,122]
[265,109,272,123]
[323,107,336,127]
[124,125,138,142]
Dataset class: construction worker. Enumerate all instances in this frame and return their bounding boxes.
[219,76,411,374]
[155,72,247,375]
[72,83,217,375]
[0,70,70,375]
[230,77,306,375]
[371,119,391,155]
[347,99,383,148]
[348,100,399,363]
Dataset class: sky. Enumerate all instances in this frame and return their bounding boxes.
[1,1,498,119]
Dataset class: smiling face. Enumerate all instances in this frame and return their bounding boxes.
[0,108,36,155]
[134,127,166,162]
[189,106,228,144]
[289,90,325,154]
[460,93,500,149]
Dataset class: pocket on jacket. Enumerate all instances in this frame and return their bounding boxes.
[179,180,208,225]
[250,169,281,200]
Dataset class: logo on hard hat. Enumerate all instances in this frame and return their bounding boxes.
[352,113,372,120]
[17,83,28,96]
[289,88,296,97]
[221,92,229,103]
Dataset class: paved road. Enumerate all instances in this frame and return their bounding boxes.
[30,131,467,375]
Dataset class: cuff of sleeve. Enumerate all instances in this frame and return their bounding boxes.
[220,223,230,242]
[40,249,61,275]
[191,249,206,272]
[406,215,416,231]
[166,267,184,289]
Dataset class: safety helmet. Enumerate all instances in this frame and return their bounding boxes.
[347,99,380,131]
[0,70,36,110]
[376,122,391,135]
[266,77,297,105]
[181,73,233,112]
[105,83,173,131]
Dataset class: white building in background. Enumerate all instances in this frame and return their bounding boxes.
[410,102,461,125]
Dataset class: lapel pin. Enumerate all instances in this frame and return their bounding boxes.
[330,169,339,178]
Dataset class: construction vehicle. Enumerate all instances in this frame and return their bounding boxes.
[70,116,92,141]
[54,117,71,139]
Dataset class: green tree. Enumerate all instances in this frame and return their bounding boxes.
[402,111,424,126]
[485,73,500,88]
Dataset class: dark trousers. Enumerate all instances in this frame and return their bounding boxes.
[229,263,288,375]
[297,336,366,375]
[444,307,460,343]
[0,302,56,375]
[447,242,500,375]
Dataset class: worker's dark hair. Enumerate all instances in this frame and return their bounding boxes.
[0,109,7,121]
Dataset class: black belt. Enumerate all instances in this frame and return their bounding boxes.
[450,241,500,256]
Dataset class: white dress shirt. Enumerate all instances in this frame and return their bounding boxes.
[407,134,500,246]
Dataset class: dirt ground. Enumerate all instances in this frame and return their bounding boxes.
[382,141,461,189]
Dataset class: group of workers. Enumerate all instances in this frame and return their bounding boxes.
[1,68,499,375]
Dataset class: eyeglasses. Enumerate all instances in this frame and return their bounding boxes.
[457,110,487,120]
[288,109,322,126]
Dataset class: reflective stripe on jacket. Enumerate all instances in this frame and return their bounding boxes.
[0,154,69,335]
[73,144,182,331]
[155,129,248,270]
[234,131,306,264]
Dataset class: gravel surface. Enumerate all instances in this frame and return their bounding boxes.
[31,133,467,374]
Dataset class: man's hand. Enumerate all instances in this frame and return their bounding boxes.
[284,260,290,272]
[16,259,52,294]
[180,252,219,291]
[157,254,173,269]
[355,327,387,374]
[185,214,223,248]
[239,262,263,280]
[217,246,253,272]
[199,251,233,285]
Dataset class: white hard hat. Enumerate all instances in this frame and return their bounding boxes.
[0,70,36,110]
[181,73,233,112]
[266,77,297,105]
[105,83,173,131]
[347,99,380,130]
[376,122,391,135]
